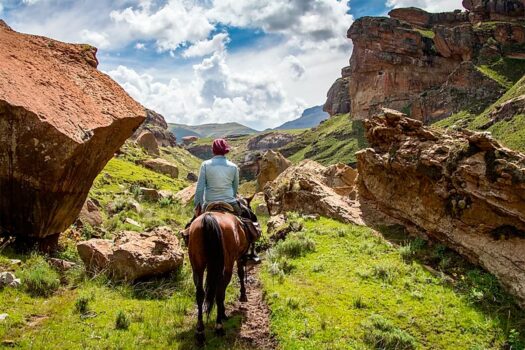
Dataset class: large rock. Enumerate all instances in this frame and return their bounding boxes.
[357,109,525,305]
[174,183,197,205]
[264,160,363,224]
[77,227,184,281]
[247,132,295,151]
[78,199,103,227]
[182,136,199,146]
[132,109,177,148]
[0,21,145,244]
[136,131,160,156]
[141,158,179,178]
[257,150,291,191]
[325,2,525,123]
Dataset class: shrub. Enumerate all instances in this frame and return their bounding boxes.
[362,314,417,350]
[372,263,400,284]
[75,296,90,314]
[353,296,366,309]
[274,232,315,259]
[19,255,61,297]
[115,310,131,330]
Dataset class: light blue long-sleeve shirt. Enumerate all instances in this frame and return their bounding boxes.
[194,156,239,208]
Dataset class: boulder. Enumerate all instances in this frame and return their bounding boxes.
[247,132,295,151]
[132,109,177,147]
[239,152,262,181]
[141,158,179,178]
[323,73,351,116]
[357,109,525,306]
[187,172,198,182]
[255,203,269,216]
[323,163,358,197]
[182,136,199,146]
[136,131,160,156]
[0,21,145,245]
[267,214,303,241]
[78,199,103,227]
[257,150,292,191]
[0,272,20,288]
[77,227,184,281]
[48,258,76,272]
[264,160,363,225]
[175,183,197,206]
[140,188,161,202]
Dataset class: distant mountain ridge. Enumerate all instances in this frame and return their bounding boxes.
[169,122,258,141]
[274,105,328,130]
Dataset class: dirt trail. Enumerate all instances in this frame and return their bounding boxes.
[231,264,277,350]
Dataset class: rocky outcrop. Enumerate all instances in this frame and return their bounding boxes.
[463,0,525,21]
[257,150,291,191]
[132,109,177,148]
[264,160,363,224]
[186,144,213,160]
[247,132,295,151]
[175,183,197,205]
[323,67,351,116]
[140,158,179,178]
[325,2,525,123]
[239,152,262,181]
[0,22,145,245]
[77,227,184,281]
[357,109,525,305]
[480,94,525,129]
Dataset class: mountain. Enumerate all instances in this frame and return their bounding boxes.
[169,122,258,140]
[274,105,328,130]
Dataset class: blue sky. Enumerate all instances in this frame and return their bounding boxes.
[0,0,462,129]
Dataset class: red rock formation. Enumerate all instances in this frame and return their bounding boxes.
[324,1,525,123]
[247,132,295,151]
[0,22,145,245]
[357,109,525,305]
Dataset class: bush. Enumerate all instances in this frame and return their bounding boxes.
[115,310,131,330]
[75,296,90,314]
[19,255,61,297]
[372,263,400,284]
[363,314,417,350]
[274,232,315,259]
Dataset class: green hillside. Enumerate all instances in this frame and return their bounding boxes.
[434,75,525,153]
[169,122,258,140]
[281,113,368,166]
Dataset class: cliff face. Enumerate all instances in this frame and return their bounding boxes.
[0,21,145,246]
[132,109,177,148]
[357,109,525,305]
[324,1,525,123]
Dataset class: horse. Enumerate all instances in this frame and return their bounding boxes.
[186,198,255,345]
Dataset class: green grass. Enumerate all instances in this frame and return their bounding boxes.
[261,217,525,349]
[18,255,60,297]
[414,28,435,39]
[282,114,368,166]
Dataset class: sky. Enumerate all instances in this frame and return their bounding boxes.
[0,0,463,130]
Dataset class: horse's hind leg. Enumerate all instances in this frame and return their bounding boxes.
[193,270,206,346]
[215,269,232,336]
[237,259,248,302]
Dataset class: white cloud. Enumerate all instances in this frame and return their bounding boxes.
[385,0,463,12]
[22,0,41,4]
[282,55,306,80]
[207,0,353,51]
[182,32,230,58]
[108,52,305,129]
[80,29,110,49]
[135,42,146,50]
[110,1,214,52]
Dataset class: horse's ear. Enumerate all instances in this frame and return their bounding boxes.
[246,193,256,206]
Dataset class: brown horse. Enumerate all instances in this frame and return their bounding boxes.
[187,210,251,345]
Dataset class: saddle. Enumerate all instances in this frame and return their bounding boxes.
[204,201,261,244]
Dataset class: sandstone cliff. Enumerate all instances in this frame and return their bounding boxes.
[0,21,145,247]
[324,1,525,123]
[357,109,525,305]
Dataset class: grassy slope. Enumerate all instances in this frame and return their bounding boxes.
[0,151,251,349]
[434,75,525,152]
[261,217,525,349]
[282,113,368,166]
[433,56,525,152]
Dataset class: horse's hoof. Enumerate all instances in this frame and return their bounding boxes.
[195,331,205,346]
[240,294,248,303]
[215,325,225,337]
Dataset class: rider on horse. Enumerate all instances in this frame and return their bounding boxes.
[192,138,260,263]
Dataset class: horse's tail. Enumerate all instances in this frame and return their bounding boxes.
[201,213,224,317]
